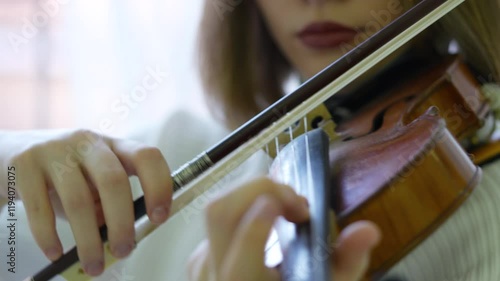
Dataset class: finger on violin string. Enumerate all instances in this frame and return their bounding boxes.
[207,177,309,224]
[333,221,381,281]
[46,167,104,276]
[204,177,309,273]
[15,160,63,262]
[79,142,136,260]
[110,138,173,224]
[221,195,282,281]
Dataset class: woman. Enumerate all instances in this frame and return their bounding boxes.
[189,0,500,280]
[0,0,499,280]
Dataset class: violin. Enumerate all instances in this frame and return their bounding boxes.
[270,55,492,280]
[28,0,475,280]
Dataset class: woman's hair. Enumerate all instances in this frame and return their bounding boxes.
[439,0,500,82]
[198,1,289,130]
[198,0,500,129]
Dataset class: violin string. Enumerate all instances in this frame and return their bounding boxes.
[304,116,309,134]
[263,136,283,262]
[275,137,281,158]
[265,117,309,259]
[288,124,302,195]
[304,115,311,197]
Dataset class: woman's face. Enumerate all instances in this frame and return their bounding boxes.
[256,0,406,79]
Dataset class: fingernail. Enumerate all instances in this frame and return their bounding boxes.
[84,261,103,276]
[152,206,169,223]
[45,247,61,261]
[112,243,132,258]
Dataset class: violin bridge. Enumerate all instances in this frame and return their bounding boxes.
[264,103,339,158]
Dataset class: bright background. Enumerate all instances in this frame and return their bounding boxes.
[0,0,208,136]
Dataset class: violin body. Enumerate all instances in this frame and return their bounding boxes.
[332,109,480,277]
[332,56,490,277]
[271,56,490,279]
[335,56,489,143]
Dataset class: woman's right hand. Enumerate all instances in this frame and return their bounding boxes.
[0,129,173,276]
[188,177,380,281]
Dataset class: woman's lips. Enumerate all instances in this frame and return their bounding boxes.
[297,21,359,49]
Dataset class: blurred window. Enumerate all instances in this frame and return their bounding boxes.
[0,0,72,130]
[0,0,206,136]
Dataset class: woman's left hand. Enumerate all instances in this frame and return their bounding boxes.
[187,177,380,281]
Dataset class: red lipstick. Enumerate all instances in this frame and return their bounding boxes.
[298,21,358,49]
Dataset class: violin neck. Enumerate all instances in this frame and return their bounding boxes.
[270,129,334,281]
